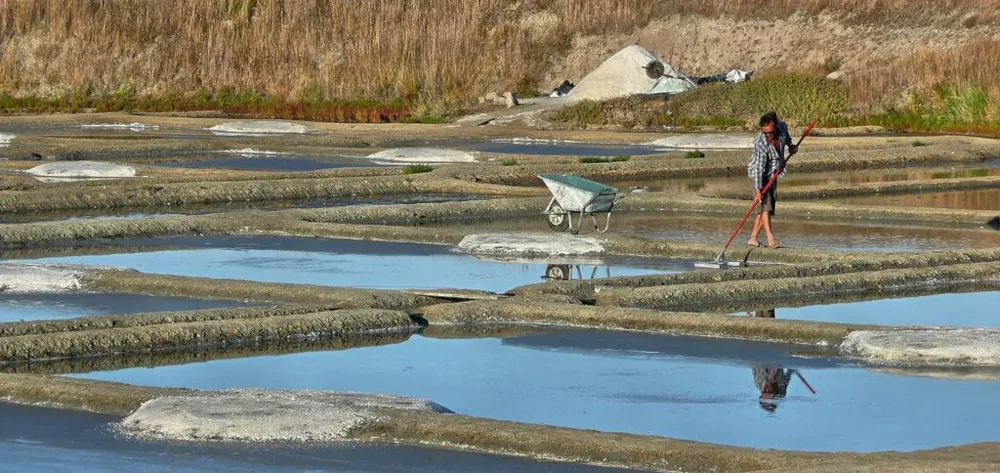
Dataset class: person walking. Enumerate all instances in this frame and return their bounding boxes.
[747,112,797,248]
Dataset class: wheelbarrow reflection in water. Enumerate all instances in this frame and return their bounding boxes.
[542,264,613,281]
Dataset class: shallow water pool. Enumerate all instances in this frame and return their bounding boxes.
[0,293,244,323]
[18,236,688,293]
[72,329,1000,452]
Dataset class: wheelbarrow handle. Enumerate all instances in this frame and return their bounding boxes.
[613,186,639,205]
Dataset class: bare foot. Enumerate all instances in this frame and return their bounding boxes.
[748,239,761,247]
[767,239,782,249]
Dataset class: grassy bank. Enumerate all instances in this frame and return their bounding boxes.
[1,1,997,129]
[554,53,1000,136]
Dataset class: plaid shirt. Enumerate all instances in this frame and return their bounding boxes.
[753,364,793,397]
[747,121,793,190]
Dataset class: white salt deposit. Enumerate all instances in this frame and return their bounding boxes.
[118,389,447,442]
[457,233,606,258]
[80,122,159,131]
[646,134,755,149]
[221,148,291,157]
[365,148,477,165]
[567,45,679,102]
[25,161,137,182]
[0,132,14,147]
[208,121,312,136]
[841,328,1000,367]
[0,263,87,293]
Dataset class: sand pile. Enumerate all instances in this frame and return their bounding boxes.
[365,148,477,165]
[25,161,137,182]
[118,389,448,442]
[646,134,755,149]
[209,121,312,135]
[841,328,1000,367]
[567,45,678,102]
[457,233,606,258]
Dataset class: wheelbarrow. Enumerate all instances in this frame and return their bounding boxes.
[538,174,636,234]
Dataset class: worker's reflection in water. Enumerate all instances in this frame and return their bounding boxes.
[753,363,795,413]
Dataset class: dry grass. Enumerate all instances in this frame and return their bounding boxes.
[0,0,997,129]
[846,39,1000,118]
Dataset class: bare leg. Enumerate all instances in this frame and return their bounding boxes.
[762,212,780,247]
[748,214,763,246]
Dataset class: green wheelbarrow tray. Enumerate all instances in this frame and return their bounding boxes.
[538,174,636,234]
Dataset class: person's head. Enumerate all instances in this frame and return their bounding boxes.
[759,112,779,134]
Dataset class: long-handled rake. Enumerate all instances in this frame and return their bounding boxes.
[695,119,818,269]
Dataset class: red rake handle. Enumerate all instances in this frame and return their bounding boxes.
[718,119,818,255]
[795,370,817,395]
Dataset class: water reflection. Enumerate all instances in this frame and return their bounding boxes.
[542,264,612,281]
[753,363,816,413]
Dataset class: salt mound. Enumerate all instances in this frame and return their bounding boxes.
[81,122,158,131]
[25,161,137,182]
[457,233,605,258]
[567,45,678,102]
[646,134,755,149]
[841,329,1000,367]
[365,148,477,165]
[118,389,448,442]
[209,121,312,135]
[0,263,86,293]
[0,132,14,147]
[222,148,291,157]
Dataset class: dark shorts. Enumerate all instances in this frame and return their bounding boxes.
[759,182,777,216]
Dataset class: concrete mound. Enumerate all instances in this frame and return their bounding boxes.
[0,263,86,293]
[365,148,477,165]
[209,121,312,135]
[0,132,14,147]
[118,389,448,442]
[457,233,606,258]
[646,134,755,149]
[841,329,1000,367]
[567,45,678,102]
[25,161,137,182]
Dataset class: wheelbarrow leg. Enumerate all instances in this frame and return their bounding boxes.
[596,212,613,233]
[570,211,585,235]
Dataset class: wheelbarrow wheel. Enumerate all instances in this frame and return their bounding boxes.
[546,204,570,232]
[545,264,571,280]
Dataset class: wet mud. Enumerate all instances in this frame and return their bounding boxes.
[5,115,1000,471]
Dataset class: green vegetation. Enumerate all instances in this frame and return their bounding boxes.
[912,140,929,147]
[500,158,518,166]
[668,74,848,126]
[402,164,434,175]
[553,97,670,129]
[579,156,630,164]
[0,89,415,123]
[685,150,706,159]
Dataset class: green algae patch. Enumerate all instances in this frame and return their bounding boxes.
[595,261,1000,311]
[1,332,414,376]
[81,270,442,309]
[419,299,860,346]
[0,373,184,416]
[0,309,416,364]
